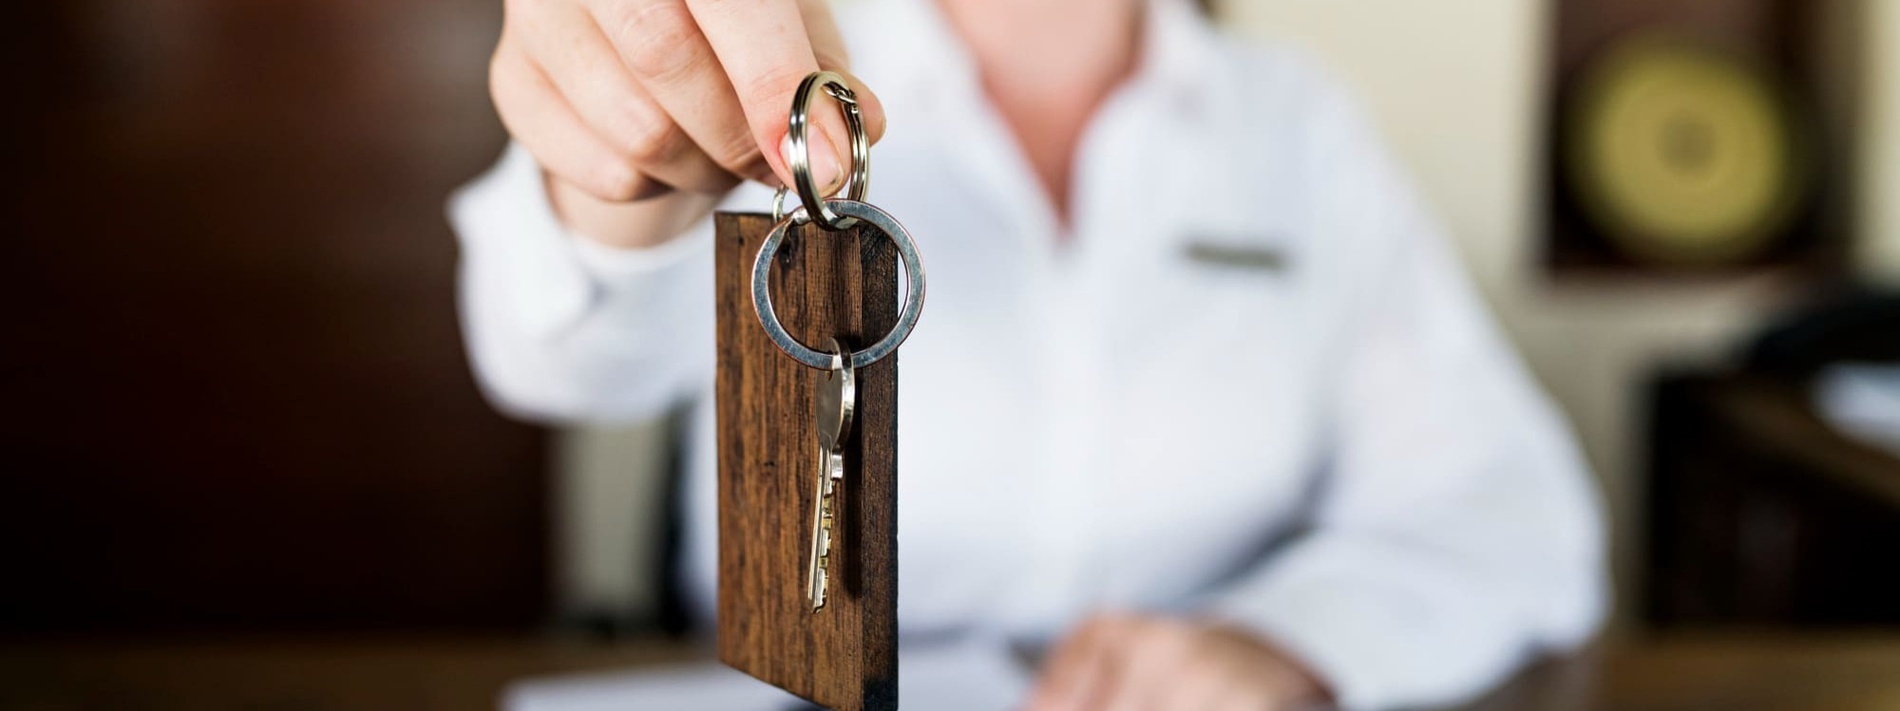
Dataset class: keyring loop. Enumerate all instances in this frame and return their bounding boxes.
[780,71,869,230]
[753,199,925,370]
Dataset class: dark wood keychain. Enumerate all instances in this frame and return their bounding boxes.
[714,71,926,711]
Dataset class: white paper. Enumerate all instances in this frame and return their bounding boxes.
[1815,362,1900,456]
[502,639,1033,711]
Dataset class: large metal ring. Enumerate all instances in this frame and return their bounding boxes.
[780,71,869,230]
[752,199,925,370]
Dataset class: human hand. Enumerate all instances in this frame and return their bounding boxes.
[489,0,886,245]
[1025,613,1331,711]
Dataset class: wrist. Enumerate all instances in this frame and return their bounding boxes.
[547,173,722,251]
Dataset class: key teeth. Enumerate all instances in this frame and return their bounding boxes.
[812,568,828,612]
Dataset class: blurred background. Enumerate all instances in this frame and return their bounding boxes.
[3,0,1899,706]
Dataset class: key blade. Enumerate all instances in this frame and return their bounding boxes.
[806,446,831,613]
[811,567,828,611]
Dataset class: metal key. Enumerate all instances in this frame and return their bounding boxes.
[807,337,855,612]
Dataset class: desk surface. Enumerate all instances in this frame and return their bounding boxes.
[4,634,1899,710]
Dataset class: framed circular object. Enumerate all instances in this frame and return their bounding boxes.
[1564,35,1812,266]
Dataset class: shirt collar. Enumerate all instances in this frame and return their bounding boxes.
[853,0,1223,110]
[1136,0,1224,105]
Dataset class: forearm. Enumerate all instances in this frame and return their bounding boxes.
[452,144,716,424]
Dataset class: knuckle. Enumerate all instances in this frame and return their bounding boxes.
[1160,622,1205,656]
[1151,617,1192,641]
[1077,615,1114,636]
[813,48,851,73]
[487,54,512,104]
[487,39,522,93]
[593,162,644,202]
[741,64,811,115]
[1186,667,1234,702]
[624,118,685,164]
[487,55,533,131]
[708,132,765,174]
[1078,613,1130,643]
[1093,611,1137,630]
[610,1,705,82]
[502,0,552,40]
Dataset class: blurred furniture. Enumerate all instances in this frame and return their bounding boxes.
[1646,292,1900,626]
[553,411,698,639]
[5,634,1900,711]
[0,0,547,633]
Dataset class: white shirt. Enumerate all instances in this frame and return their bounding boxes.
[449,1,1606,708]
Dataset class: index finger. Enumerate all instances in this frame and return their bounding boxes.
[1026,614,1134,711]
[683,0,827,186]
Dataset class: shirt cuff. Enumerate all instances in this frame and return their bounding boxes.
[1203,537,1528,711]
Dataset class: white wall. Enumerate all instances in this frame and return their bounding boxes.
[1220,0,1899,619]
[554,422,671,625]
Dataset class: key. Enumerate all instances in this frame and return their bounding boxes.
[808,446,843,611]
[807,337,855,612]
[716,71,922,709]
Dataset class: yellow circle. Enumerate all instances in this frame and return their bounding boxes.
[1566,37,1804,264]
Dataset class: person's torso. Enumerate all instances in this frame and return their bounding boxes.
[678,0,1363,642]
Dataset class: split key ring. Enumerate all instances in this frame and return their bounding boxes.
[752,200,926,371]
[773,71,870,230]
[753,71,924,371]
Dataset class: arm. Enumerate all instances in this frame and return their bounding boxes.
[1026,69,1604,711]
[453,0,887,421]
[1204,89,1607,710]
[450,143,718,422]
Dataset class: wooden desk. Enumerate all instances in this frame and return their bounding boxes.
[1466,635,1900,711]
[4,634,1899,710]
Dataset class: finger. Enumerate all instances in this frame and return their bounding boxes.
[1096,620,1191,711]
[795,0,886,145]
[1162,664,1234,711]
[517,0,735,194]
[684,0,849,192]
[491,38,661,201]
[1027,616,1123,711]
[1217,656,1289,711]
[1050,615,1149,711]
[829,70,887,146]
[592,0,770,183]
[794,0,887,196]
[1214,659,1281,711]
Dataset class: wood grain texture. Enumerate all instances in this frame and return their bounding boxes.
[714,212,898,711]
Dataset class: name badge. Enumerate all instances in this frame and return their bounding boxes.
[1182,238,1288,273]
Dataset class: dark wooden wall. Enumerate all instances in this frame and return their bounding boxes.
[0,0,549,633]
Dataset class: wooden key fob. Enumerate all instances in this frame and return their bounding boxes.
[714,210,899,711]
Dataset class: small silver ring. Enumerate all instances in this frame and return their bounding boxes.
[771,185,806,226]
[752,199,925,370]
[784,71,869,231]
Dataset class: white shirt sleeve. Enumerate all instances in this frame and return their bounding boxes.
[448,143,715,424]
[1207,85,1607,711]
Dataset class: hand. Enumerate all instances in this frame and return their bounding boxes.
[488,0,887,247]
[1025,613,1331,711]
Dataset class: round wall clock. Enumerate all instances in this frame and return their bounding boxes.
[1564,36,1811,266]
